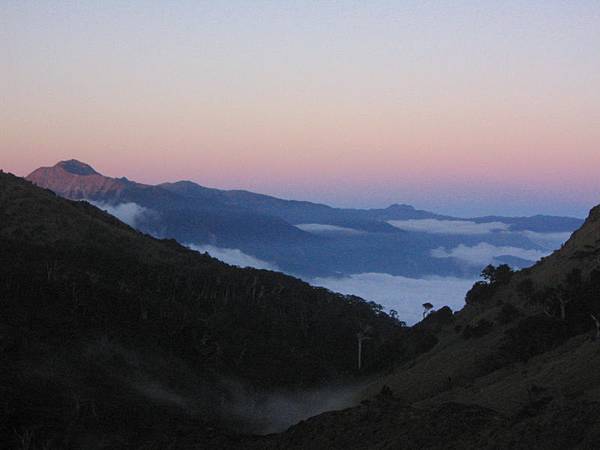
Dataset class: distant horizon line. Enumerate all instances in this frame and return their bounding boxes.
[5,158,588,221]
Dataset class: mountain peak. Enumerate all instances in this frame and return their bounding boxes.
[56,159,99,176]
[26,160,129,200]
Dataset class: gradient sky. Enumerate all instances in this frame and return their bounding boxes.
[2,1,599,217]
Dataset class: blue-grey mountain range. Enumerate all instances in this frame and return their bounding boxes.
[27,160,582,280]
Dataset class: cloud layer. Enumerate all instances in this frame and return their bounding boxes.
[431,243,549,267]
[295,223,364,235]
[520,231,571,251]
[188,244,278,271]
[388,219,510,235]
[312,273,476,325]
[89,201,150,227]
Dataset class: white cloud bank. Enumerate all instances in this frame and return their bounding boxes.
[312,273,476,325]
[89,201,150,227]
[188,244,278,271]
[388,219,510,235]
[431,243,549,267]
[295,223,364,235]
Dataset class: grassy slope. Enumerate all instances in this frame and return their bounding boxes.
[262,205,600,449]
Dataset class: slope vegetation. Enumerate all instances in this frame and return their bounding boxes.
[1,171,408,448]
[261,204,600,448]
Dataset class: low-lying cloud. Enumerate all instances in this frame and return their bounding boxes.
[188,244,278,271]
[89,201,150,227]
[431,242,549,267]
[312,273,476,325]
[295,223,365,235]
[520,231,572,251]
[388,219,510,235]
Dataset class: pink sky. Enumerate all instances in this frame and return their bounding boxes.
[2,1,599,216]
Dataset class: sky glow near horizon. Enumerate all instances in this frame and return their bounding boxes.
[2,1,600,217]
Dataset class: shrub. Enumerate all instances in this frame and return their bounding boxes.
[462,319,494,339]
[465,281,493,305]
[498,315,569,362]
[497,303,522,324]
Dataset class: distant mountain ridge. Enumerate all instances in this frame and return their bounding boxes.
[27,159,583,231]
[25,160,584,279]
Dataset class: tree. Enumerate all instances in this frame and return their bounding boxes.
[422,302,433,318]
[555,269,582,320]
[356,325,373,370]
[480,264,496,283]
[388,309,406,327]
[590,314,600,341]
[465,281,491,305]
[530,287,557,318]
[481,264,513,286]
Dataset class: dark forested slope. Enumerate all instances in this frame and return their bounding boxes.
[0,171,407,448]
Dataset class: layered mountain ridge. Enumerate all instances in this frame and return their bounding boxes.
[25,160,583,281]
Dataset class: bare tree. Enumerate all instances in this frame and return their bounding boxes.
[356,325,373,370]
[555,269,582,321]
[559,294,571,320]
[591,314,600,341]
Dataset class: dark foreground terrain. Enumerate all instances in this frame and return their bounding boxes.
[2,170,600,449]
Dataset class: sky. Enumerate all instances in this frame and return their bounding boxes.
[2,1,600,217]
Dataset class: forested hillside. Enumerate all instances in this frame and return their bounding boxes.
[0,171,412,448]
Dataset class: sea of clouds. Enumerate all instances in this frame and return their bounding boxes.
[189,219,570,325]
[430,242,549,267]
[94,204,572,325]
[312,273,476,325]
[187,218,570,324]
[185,241,478,324]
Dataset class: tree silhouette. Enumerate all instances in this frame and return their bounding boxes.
[481,264,513,286]
[591,314,600,341]
[356,325,373,370]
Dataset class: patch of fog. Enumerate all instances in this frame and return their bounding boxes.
[88,201,151,227]
[431,243,549,267]
[133,380,192,409]
[221,380,365,434]
[312,273,476,325]
[520,230,572,251]
[387,218,510,235]
[86,336,363,435]
[295,223,365,235]
[187,244,279,271]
